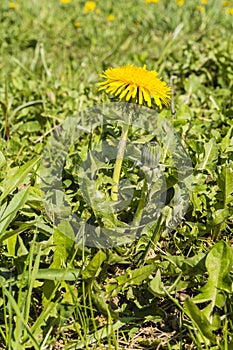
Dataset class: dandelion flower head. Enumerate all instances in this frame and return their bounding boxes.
[223,1,231,6]
[98,64,171,109]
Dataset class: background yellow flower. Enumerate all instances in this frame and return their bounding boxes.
[223,1,231,6]
[108,14,115,22]
[144,0,160,4]
[176,0,184,6]
[8,2,19,9]
[84,1,96,12]
[74,21,81,28]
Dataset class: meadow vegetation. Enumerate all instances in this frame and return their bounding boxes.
[0,0,233,349]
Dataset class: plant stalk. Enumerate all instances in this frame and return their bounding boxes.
[111,111,131,201]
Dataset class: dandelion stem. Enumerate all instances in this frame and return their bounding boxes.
[111,110,131,201]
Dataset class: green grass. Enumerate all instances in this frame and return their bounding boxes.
[0,0,233,349]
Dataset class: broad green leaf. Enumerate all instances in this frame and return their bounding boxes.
[217,167,233,206]
[196,138,218,176]
[127,264,156,285]
[6,234,17,257]
[18,121,41,133]
[184,298,216,343]
[31,268,81,281]
[82,250,107,280]
[209,208,231,226]
[220,127,233,153]
[91,293,117,318]
[112,264,156,295]
[0,187,29,240]
[107,251,130,264]
[0,157,39,202]
[116,274,129,284]
[193,242,232,307]
[163,252,206,275]
[201,304,221,330]
[149,269,165,297]
[43,223,75,302]
[51,225,75,268]
[134,300,166,320]
[58,284,78,323]
[17,235,29,257]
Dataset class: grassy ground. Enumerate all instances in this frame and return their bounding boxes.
[0,0,233,349]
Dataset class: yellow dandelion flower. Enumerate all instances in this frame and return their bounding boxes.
[84,1,96,12]
[74,21,81,28]
[98,65,171,109]
[196,5,205,11]
[8,2,19,9]
[201,0,208,4]
[144,0,160,4]
[227,7,233,13]
[176,0,184,6]
[108,14,115,22]
[223,1,231,6]
[60,0,71,3]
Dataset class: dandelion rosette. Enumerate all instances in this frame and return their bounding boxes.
[98,64,171,109]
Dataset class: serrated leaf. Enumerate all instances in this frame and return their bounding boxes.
[51,225,75,269]
[82,250,107,280]
[43,222,75,302]
[148,269,165,297]
[6,234,17,257]
[193,242,232,306]
[197,138,218,175]
[217,167,233,206]
[210,208,231,226]
[184,298,216,342]
[220,127,233,153]
[18,121,41,133]
[163,252,206,275]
